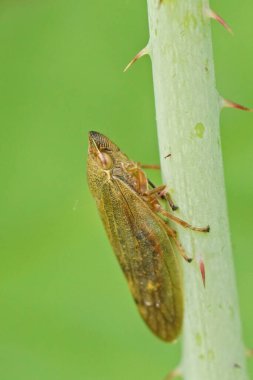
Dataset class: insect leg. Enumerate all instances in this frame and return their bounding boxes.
[147,181,178,211]
[158,207,210,232]
[163,223,192,263]
[161,190,178,211]
[153,203,210,232]
[147,184,166,195]
[141,164,160,170]
[126,164,149,194]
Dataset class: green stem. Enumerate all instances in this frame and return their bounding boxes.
[146,1,248,379]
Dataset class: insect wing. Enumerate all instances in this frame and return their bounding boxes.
[97,177,183,342]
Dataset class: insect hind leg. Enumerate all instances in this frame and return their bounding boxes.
[159,208,210,233]
[163,223,192,263]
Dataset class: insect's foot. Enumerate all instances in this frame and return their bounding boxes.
[205,225,210,233]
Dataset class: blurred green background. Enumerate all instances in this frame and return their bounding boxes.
[0,1,252,379]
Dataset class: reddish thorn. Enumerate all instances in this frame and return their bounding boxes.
[246,348,253,358]
[221,98,253,112]
[164,153,172,159]
[205,8,233,35]
[124,46,149,72]
[198,257,206,288]
[165,367,182,380]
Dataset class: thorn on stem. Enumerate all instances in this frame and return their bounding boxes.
[221,98,253,112]
[205,8,233,35]
[164,367,182,380]
[197,256,206,288]
[246,348,253,358]
[124,46,149,72]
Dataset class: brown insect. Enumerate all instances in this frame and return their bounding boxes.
[87,131,209,342]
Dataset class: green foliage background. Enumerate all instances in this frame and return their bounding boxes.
[0,1,252,379]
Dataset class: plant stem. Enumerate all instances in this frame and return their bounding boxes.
[146,1,248,379]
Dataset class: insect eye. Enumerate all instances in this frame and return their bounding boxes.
[97,151,113,170]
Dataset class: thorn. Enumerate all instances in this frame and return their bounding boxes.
[164,367,182,380]
[197,255,206,288]
[221,98,253,112]
[205,8,233,35]
[246,348,253,358]
[124,46,149,72]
